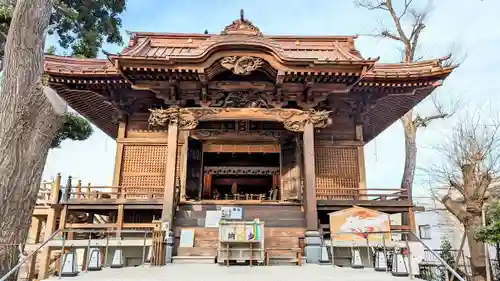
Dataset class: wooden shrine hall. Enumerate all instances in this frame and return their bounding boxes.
[36,10,455,272]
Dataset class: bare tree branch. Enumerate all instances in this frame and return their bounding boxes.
[355,0,389,11]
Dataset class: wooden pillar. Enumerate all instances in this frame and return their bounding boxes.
[295,135,303,201]
[356,125,367,197]
[180,133,189,201]
[116,204,124,237]
[302,122,318,231]
[59,206,68,231]
[38,209,58,279]
[113,120,127,193]
[161,121,179,226]
[75,180,82,199]
[50,173,61,204]
[27,216,42,243]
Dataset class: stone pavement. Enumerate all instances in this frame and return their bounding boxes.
[45,264,416,281]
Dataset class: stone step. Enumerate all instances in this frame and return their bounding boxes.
[172,256,216,264]
[43,264,417,281]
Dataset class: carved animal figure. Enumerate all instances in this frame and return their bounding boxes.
[220,56,263,76]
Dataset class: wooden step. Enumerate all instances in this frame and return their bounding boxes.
[268,256,301,265]
[177,247,217,257]
[172,256,216,264]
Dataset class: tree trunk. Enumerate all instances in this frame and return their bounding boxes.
[401,110,417,232]
[0,0,59,280]
[401,111,417,194]
[465,216,487,281]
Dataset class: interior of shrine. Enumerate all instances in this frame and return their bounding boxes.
[203,152,280,200]
[185,146,282,201]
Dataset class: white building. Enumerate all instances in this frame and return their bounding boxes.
[414,195,496,259]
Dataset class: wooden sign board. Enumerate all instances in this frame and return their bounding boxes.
[329,206,391,243]
[179,228,195,247]
[221,206,243,220]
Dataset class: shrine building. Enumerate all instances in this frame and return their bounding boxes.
[31,11,454,277]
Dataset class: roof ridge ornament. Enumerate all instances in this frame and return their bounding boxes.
[221,9,263,37]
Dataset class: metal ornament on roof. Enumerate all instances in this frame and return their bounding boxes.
[220,9,263,37]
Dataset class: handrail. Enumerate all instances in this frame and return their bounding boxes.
[327,230,466,281]
[411,233,466,281]
[0,229,62,281]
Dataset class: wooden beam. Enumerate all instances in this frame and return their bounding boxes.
[112,120,127,190]
[303,122,318,231]
[161,121,179,227]
[65,223,118,229]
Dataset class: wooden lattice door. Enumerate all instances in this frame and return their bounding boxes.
[185,137,203,200]
[280,139,301,201]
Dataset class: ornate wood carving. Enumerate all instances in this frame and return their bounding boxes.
[220,9,263,36]
[192,129,283,141]
[204,166,279,176]
[148,107,332,132]
[220,56,263,76]
[205,91,272,108]
[148,107,199,130]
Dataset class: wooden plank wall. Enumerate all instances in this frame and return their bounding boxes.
[314,146,360,200]
[174,204,305,256]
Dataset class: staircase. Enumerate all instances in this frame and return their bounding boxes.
[42,264,419,281]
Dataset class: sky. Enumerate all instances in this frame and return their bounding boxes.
[42,0,500,197]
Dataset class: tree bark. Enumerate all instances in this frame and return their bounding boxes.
[401,111,417,231]
[0,0,59,279]
[465,216,487,281]
[400,111,417,194]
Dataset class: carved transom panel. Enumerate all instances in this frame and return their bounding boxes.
[220,56,263,76]
[204,91,271,108]
[148,107,331,132]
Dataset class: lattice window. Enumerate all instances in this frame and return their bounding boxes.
[122,145,167,174]
[314,146,359,200]
[121,145,167,198]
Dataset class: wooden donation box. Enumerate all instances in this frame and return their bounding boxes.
[217,220,265,265]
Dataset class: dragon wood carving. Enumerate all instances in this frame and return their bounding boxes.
[148,107,331,132]
[220,56,263,76]
[148,107,199,130]
[282,109,332,132]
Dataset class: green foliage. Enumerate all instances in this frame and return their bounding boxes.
[0,0,126,59]
[46,45,56,55]
[474,201,500,244]
[48,0,126,58]
[440,239,455,265]
[51,113,93,148]
[438,239,466,281]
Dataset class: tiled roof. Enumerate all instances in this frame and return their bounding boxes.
[44,56,117,76]
[119,33,365,63]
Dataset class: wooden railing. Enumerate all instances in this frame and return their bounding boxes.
[66,186,164,201]
[315,188,409,201]
[40,174,408,204]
